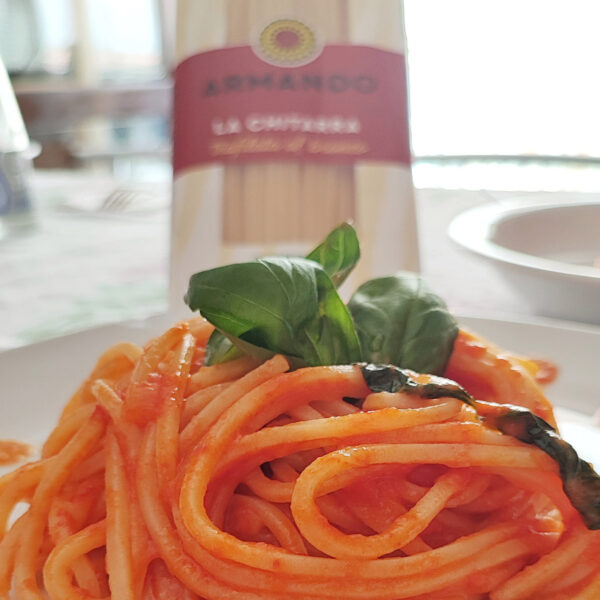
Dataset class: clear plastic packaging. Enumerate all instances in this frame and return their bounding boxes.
[171,0,418,310]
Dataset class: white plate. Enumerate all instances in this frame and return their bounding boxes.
[448,199,600,324]
[0,313,599,475]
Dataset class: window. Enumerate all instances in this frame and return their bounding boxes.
[404,0,600,159]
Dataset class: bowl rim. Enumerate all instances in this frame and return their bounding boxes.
[448,199,600,281]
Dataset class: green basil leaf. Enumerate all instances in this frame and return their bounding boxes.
[204,321,276,366]
[348,272,458,375]
[204,224,360,364]
[306,222,360,287]
[185,257,361,366]
[204,330,243,365]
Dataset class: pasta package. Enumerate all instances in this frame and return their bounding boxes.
[170,0,419,311]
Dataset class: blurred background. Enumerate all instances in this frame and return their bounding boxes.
[4,0,600,182]
[1,0,600,349]
[1,0,171,177]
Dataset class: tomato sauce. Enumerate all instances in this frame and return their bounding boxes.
[0,439,34,466]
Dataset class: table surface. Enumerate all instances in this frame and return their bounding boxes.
[0,169,597,352]
[0,172,170,350]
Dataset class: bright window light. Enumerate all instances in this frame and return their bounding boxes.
[404,0,600,158]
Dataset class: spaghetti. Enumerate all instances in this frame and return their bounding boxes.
[0,441,33,467]
[0,318,599,599]
[221,0,357,244]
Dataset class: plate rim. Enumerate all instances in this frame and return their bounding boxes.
[448,199,600,281]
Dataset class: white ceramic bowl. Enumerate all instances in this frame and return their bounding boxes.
[448,200,600,324]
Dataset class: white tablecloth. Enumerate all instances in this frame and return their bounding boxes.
[0,172,169,350]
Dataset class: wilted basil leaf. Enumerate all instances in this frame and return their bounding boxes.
[481,402,600,530]
[360,363,474,404]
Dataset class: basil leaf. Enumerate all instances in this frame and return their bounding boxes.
[204,224,360,364]
[479,401,600,530]
[360,363,474,405]
[204,330,243,365]
[306,222,360,287]
[348,272,458,375]
[185,257,361,366]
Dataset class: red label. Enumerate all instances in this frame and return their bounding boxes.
[173,45,411,174]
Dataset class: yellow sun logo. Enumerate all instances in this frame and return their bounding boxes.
[256,19,321,66]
